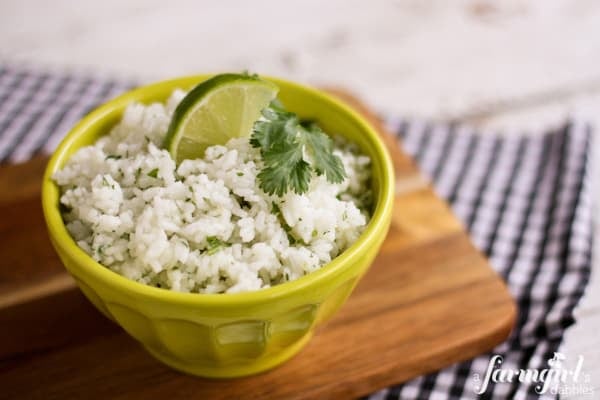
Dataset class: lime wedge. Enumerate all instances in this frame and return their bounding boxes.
[164,73,279,163]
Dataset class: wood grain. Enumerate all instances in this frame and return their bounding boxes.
[0,90,516,400]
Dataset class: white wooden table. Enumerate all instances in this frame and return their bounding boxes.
[1,0,598,397]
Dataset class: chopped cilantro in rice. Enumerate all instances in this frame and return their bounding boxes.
[53,90,372,294]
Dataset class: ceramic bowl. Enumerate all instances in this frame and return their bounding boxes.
[42,75,394,377]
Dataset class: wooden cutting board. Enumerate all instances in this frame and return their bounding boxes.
[0,90,516,400]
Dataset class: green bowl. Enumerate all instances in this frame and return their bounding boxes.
[42,75,394,378]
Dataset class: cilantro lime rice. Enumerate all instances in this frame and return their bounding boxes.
[53,89,372,294]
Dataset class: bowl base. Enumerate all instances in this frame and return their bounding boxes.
[144,332,313,378]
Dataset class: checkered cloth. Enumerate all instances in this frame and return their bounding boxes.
[0,64,593,399]
[370,120,593,399]
[0,64,133,163]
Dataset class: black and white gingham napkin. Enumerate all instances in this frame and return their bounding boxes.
[371,119,593,399]
[0,64,133,163]
[0,64,593,399]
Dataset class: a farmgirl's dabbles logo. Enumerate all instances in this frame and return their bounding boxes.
[472,352,594,396]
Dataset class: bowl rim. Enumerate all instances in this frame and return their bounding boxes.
[42,74,395,307]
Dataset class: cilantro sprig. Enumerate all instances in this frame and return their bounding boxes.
[250,102,346,196]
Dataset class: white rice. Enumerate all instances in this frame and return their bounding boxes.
[54,90,372,294]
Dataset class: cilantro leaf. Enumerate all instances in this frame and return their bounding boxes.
[300,122,346,184]
[249,103,296,150]
[147,168,159,178]
[206,236,229,255]
[251,102,346,196]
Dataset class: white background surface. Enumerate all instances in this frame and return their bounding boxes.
[1,0,598,397]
